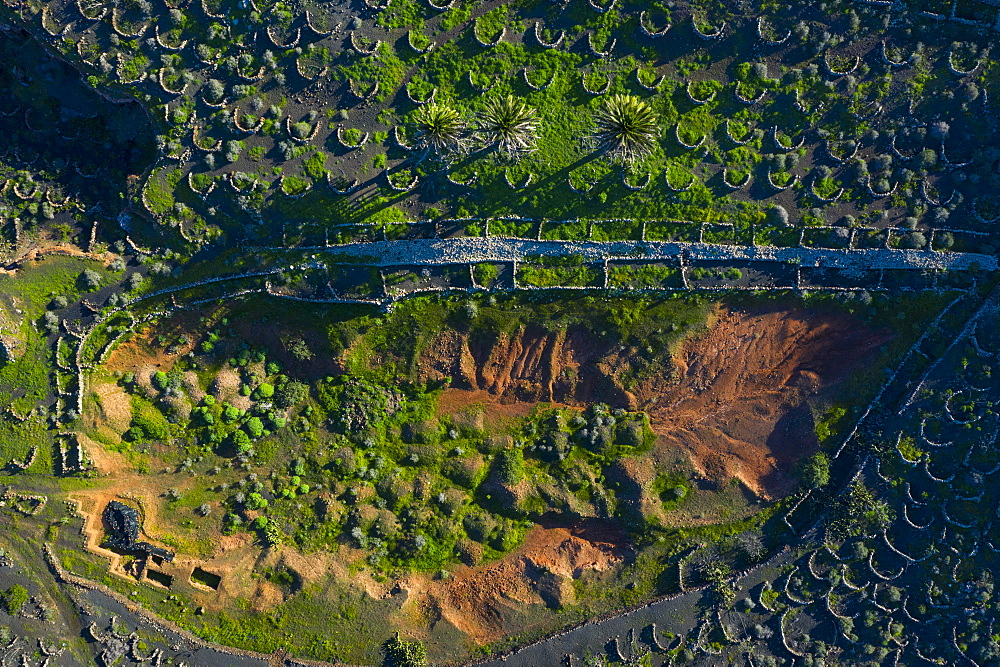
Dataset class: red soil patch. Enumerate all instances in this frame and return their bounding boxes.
[419,325,629,406]
[435,388,541,426]
[420,306,889,499]
[638,308,889,497]
[1,243,112,273]
[407,522,629,644]
[105,310,203,373]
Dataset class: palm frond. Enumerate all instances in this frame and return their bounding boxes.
[414,103,468,156]
[477,94,540,157]
[593,94,659,164]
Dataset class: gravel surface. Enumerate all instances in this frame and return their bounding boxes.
[304,238,999,271]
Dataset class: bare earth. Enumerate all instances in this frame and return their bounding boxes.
[639,307,889,497]
[400,522,629,645]
[420,305,889,498]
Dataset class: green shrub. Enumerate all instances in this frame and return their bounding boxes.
[245,417,265,438]
[128,408,170,442]
[275,381,309,408]
[474,264,499,286]
[153,371,169,391]
[245,492,268,510]
[798,452,830,489]
[303,151,327,179]
[231,430,253,454]
[1,585,28,615]
[495,449,524,487]
[283,336,313,361]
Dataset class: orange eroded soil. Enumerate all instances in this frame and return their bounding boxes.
[402,521,629,644]
[420,306,889,498]
[105,310,204,373]
[638,307,889,497]
[420,325,631,406]
[0,243,112,274]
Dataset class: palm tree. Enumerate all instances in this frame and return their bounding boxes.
[477,94,540,158]
[593,94,659,164]
[414,103,467,157]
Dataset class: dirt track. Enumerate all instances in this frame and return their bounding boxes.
[1,244,110,273]
[259,237,999,271]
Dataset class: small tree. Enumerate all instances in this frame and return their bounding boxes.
[153,371,169,391]
[262,521,282,547]
[768,204,790,227]
[900,232,927,250]
[245,417,265,438]
[204,79,225,101]
[476,94,540,158]
[245,492,268,510]
[414,103,467,157]
[79,269,102,291]
[929,121,950,139]
[275,380,309,408]
[224,140,244,163]
[592,94,659,164]
[916,148,937,170]
[798,452,830,489]
[41,311,59,334]
[231,430,253,454]
[223,405,241,422]
[495,449,524,486]
[931,207,950,224]
[283,336,313,361]
[735,530,766,561]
